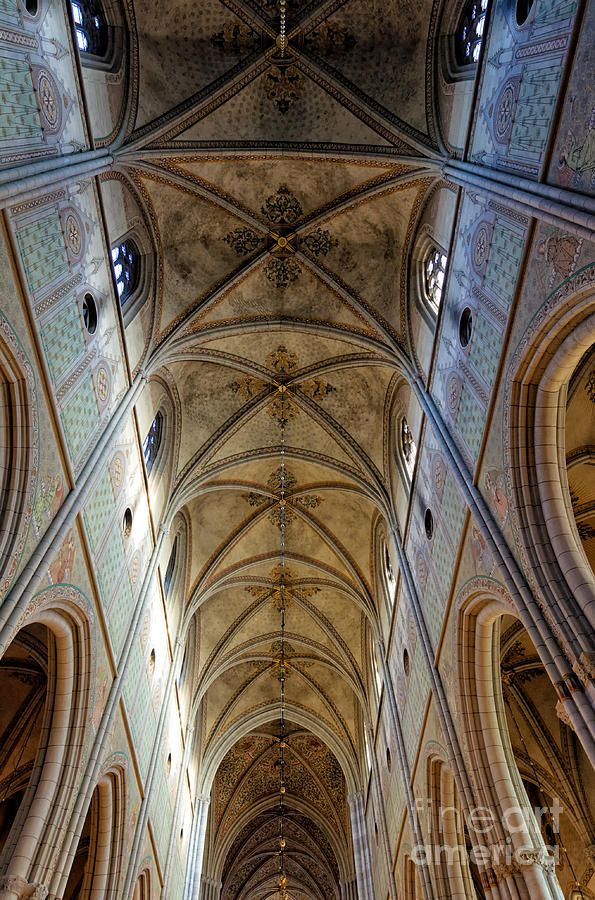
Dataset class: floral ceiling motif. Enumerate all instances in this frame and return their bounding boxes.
[210,21,260,55]
[222,226,263,256]
[302,227,338,257]
[229,345,335,426]
[242,467,323,528]
[263,65,305,114]
[263,256,301,289]
[262,186,303,225]
[252,639,314,680]
[245,563,320,610]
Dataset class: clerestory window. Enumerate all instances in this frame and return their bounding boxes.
[143,412,163,476]
[112,239,141,306]
[163,537,178,598]
[424,246,448,312]
[71,0,108,56]
[455,0,488,66]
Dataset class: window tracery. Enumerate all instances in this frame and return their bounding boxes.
[424,246,448,311]
[143,411,163,476]
[71,0,108,56]
[111,238,141,305]
[400,416,417,480]
[163,537,178,598]
[455,0,488,65]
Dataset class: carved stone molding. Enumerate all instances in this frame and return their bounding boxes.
[0,877,48,899]
[555,699,575,731]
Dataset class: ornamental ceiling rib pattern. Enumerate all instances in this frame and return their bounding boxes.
[114,0,444,894]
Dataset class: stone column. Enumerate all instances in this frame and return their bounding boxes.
[200,875,221,900]
[365,724,398,900]
[444,159,595,242]
[412,378,595,765]
[0,150,113,208]
[161,725,195,898]
[340,875,358,900]
[373,640,434,900]
[347,790,374,900]
[183,796,211,900]
[0,372,146,656]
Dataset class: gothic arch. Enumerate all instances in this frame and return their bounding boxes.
[60,757,128,900]
[198,703,360,800]
[455,581,564,900]
[0,584,94,893]
[421,744,482,900]
[0,314,38,603]
[505,271,595,637]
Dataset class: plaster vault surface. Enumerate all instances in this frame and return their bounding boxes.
[116,0,444,895]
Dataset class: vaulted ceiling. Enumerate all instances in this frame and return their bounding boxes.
[111,0,446,893]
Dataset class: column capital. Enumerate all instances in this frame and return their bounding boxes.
[347,789,365,808]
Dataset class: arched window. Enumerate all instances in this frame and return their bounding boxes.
[112,238,141,306]
[163,537,178,598]
[400,416,417,479]
[384,544,394,583]
[455,0,488,66]
[401,417,414,464]
[143,411,163,475]
[424,246,447,312]
[178,646,187,689]
[71,0,108,56]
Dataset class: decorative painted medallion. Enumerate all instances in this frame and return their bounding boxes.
[38,71,58,126]
[446,372,460,414]
[33,67,63,134]
[302,227,338,257]
[95,366,109,402]
[66,214,82,255]
[472,224,490,271]
[263,257,300,289]
[222,226,263,256]
[262,186,303,225]
[493,79,519,145]
[263,65,304,113]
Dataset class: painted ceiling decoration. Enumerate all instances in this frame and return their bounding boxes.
[100,0,463,894]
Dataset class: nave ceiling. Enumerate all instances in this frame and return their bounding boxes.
[106,0,447,894]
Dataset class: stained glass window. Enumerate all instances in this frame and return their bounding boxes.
[455,0,488,66]
[111,239,140,305]
[71,0,108,56]
[164,537,178,598]
[424,246,448,311]
[401,418,414,464]
[143,412,163,475]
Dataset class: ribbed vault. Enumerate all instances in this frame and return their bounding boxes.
[105,0,446,893]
